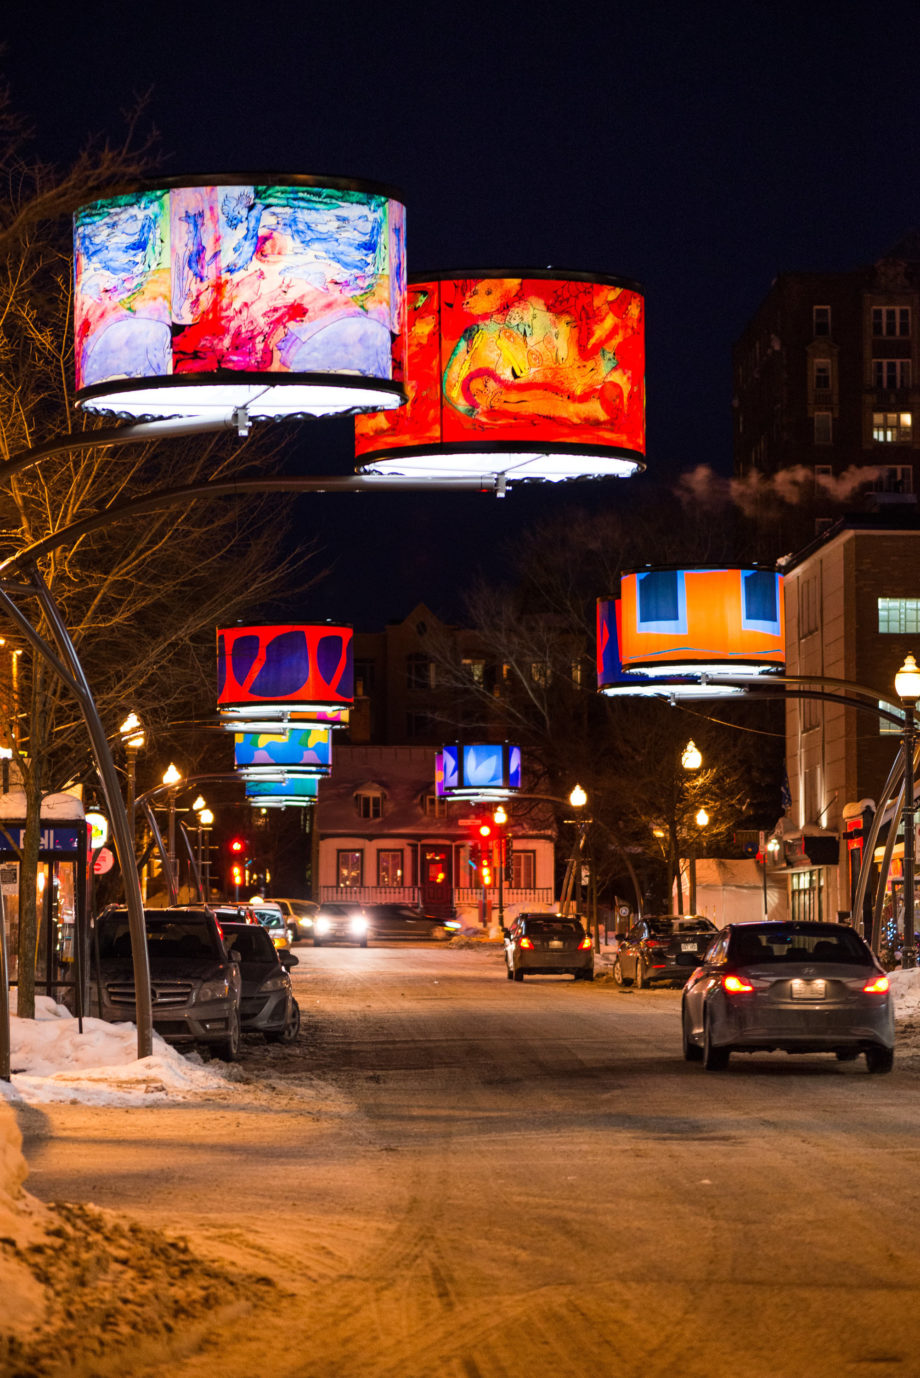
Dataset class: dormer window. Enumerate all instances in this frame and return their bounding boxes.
[355,786,385,819]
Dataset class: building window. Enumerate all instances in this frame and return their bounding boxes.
[813,359,831,390]
[872,411,912,443]
[878,597,920,633]
[872,466,914,494]
[462,658,486,685]
[355,791,383,819]
[377,849,404,887]
[636,569,688,634]
[879,702,908,736]
[874,359,912,389]
[802,696,820,732]
[406,712,433,738]
[741,571,780,634]
[511,850,536,889]
[813,306,831,337]
[800,577,820,636]
[354,659,375,697]
[813,411,833,444]
[570,660,583,688]
[406,654,436,691]
[530,661,551,686]
[337,850,363,888]
[873,306,911,337]
[422,792,447,817]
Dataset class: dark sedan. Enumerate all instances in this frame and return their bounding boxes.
[220,921,300,1043]
[504,912,594,981]
[364,904,457,941]
[613,915,718,988]
[681,920,895,1072]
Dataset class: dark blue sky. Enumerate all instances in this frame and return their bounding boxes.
[6,2,920,626]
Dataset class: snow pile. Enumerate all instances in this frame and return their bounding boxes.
[1,997,230,1106]
[0,1101,50,1339]
[888,966,920,1020]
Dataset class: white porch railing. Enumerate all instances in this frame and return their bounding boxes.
[453,888,554,907]
[319,886,421,905]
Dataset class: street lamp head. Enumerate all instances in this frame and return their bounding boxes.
[191,796,207,812]
[682,740,702,771]
[569,784,588,808]
[120,710,145,751]
[896,653,920,704]
[493,804,508,825]
[162,762,181,787]
[695,808,710,828]
[198,808,214,826]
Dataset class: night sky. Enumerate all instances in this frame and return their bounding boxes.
[6,3,920,627]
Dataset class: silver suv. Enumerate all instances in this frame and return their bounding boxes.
[92,908,243,1059]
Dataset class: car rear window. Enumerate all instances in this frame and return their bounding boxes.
[729,926,870,966]
[96,916,221,960]
[524,919,585,937]
[222,925,276,962]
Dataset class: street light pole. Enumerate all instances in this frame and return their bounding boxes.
[895,654,920,968]
[493,804,507,930]
[162,763,181,904]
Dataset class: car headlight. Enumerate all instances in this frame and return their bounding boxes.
[199,978,230,1001]
[315,917,331,935]
[349,916,368,933]
[302,917,314,929]
[259,975,288,992]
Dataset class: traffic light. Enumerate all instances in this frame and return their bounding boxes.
[229,837,247,855]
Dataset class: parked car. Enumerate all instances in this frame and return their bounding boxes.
[681,920,895,1072]
[267,898,319,942]
[504,912,594,982]
[244,902,293,951]
[364,904,458,942]
[313,901,370,947]
[91,908,242,1059]
[613,915,718,988]
[220,921,300,1043]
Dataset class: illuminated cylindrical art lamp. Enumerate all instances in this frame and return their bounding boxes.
[355,271,644,482]
[436,743,522,800]
[74,177,407,421]
[244,776,319,808]
[217,623,353,729]
[234,726,333,780]
[599,568,785,698]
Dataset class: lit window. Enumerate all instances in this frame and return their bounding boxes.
[878,597,920,633]
[879,702,908,736]
[874,359,911,389]
[872,411,912,443]
[463,658,486,685]
[570,660,583,687]
[872,306,911,337]
[813,306,831,337]
[813,411,833,444]
[813,359,831,390]
[377,849,403,887]
[337,850,363,888]
[530,661,551,686]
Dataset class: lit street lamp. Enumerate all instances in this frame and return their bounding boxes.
[120,711,145,840]
[895,654,920,968]
[162,762,181,903]
[688,808,709,914]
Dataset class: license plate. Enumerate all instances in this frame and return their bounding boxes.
[791,979,826,1000]
[681,942,697,951]
[549,940,563,949]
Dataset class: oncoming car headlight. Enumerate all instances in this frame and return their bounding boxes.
[348,915,368,934]
[315,916,332,936]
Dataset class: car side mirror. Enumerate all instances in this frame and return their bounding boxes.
[279,950,298,967]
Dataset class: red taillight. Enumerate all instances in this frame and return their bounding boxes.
[863,974,890,994]
[579,936,592,950]
[722,973,754,994]
[645,938,662,948]
[519,936,534,950]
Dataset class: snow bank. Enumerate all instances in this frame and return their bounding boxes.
[1,997,230,1106]
[887,966,920,1020]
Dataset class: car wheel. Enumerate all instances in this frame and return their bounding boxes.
[865,1045,895,1074]
[266,999,301,1045]
[613,957,633,987]
[513,967,524,982]
[682,1005,703,1062]
[216,1007,240,1062]
[835,1049,860,1062]
[702,1012,729,1071]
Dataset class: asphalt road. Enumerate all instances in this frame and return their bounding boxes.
[18,943,920,1377]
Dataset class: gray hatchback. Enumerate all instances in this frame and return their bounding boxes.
[681,920,894,1072]
[504,913,594,982]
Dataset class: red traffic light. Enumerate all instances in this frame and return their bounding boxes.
[478,823,492,838]
[229,837,246,853]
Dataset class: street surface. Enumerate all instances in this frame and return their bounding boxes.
[17,943,920,1377]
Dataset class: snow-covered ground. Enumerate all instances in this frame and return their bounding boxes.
[0,996,231,1107]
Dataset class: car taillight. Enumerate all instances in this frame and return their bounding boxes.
[645,938,662,947]
[519,936,534,950]
[863,974,890,994]
[578,936,592,950]
[722,973,754,994]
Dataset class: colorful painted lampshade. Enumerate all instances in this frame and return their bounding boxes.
[74,177,407,421]
[599,569,785,698]
[217,623,353,727]
[354,272,645,482]
[436,743,522,799]
[244,776,319,808]
[234,727,333,779]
